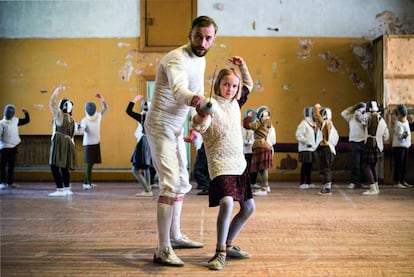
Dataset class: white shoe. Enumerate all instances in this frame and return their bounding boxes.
[170,235,203,249]
[300,184,309,189]
[347,183,356,189]
[252,183,261,189]
[361,184,369,189]
[0,183,8,190]
[83,184,92,190]
[403,181,412,188]
[394,183,407,189]
[153,246,184,267]
[48,189,66,197]
[253,189,268,196]
[362,189,379,195]
[362,183,379,196]
[64,187,73,195]
[253,184,270,192]
[308,184,318,189]
[136,191,153,197]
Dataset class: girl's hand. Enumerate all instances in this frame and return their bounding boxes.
[53,85,65,95]
[229,56,244,66]
[132,95,144,103]
[95,93,104,100]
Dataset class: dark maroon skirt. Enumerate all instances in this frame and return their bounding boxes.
[209,167,253,207]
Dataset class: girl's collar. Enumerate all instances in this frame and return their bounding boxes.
[86,112,98,121]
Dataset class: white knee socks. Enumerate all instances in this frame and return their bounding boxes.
[157,202,173,250]
[170,198,183,240]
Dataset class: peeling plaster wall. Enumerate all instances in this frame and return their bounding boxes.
[0,36,373,169]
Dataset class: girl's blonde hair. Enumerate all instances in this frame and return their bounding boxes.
[213,68,242,101]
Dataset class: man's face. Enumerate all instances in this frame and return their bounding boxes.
[189,24,216,57]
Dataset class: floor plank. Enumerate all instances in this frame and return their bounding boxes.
[1,182,414,276]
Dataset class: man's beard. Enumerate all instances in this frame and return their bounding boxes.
[191,44,208,57]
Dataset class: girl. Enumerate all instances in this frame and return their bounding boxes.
[314,104,339,195]
[126,95,154,197]
[0,104,30,189]
[78,93,108,190]
[48,85,76,197]
[192,56,255,270]
[392,104,411,188]
[244,105,274,196]
[360,100,389,196]
[295,107,318,190]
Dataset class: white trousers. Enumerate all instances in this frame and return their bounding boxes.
[146,124,192,198]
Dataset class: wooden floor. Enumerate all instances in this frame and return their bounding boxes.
[1,181,414,277]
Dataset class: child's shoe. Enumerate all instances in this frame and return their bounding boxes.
[226,245,251,259]
[253,189,267,196]
[317,188,332,195]
[208,252,226,270]
[394,183,407,189]
[403,181,412,188]
[48,188,66,197]
[83,184,92,190]
[64,187,73,195]
[136,191,153,197]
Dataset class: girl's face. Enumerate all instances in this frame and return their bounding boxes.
[219,74,240,100]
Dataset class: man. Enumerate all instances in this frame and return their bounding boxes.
[144,16,217,267]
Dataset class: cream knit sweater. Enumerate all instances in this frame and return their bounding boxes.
[192,64,253,180]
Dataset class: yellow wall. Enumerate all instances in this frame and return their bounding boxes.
[0,36,372,171]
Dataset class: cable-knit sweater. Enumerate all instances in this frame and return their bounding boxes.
[193,95,246,180]
[192,64,253,180]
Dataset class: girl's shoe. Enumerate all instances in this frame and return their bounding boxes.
[394,183,407,189]
[403,181,412,188]
[136,191,153,197]
[208,252,226,270]
[64,187,73,195]
[48,189,66,197]
[317,188,332,195]
[83,184,92,190]
[253,189,268,196]
[226,246,251,259]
